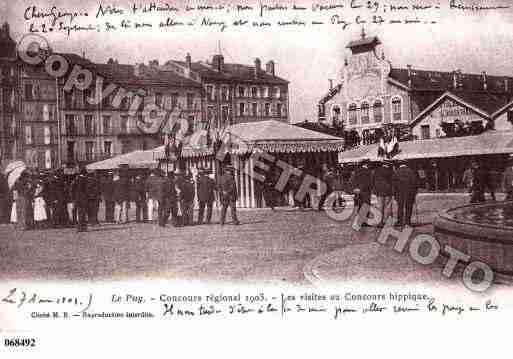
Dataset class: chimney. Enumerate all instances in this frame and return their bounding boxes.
[212,54,224,71]
[482,71,487,91]
[452,70,458,89]
[1,22,10,38]
[407,64,412,87]
[185,53,191,69]
[329,79,333,90]
[254,58,261,78]
[149,59,159,67]
[266,60,275,76]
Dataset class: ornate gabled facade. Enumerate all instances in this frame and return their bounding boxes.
[319,33,513,145]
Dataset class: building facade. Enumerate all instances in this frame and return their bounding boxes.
[319,33,513,145]
[0,22,19,167]
[165,53,290,129]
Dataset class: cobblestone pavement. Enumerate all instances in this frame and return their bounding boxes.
[0,195,473,284]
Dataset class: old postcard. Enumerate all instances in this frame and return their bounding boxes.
[1,0,512,357]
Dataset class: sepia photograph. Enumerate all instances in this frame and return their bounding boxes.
[1,0,513,357]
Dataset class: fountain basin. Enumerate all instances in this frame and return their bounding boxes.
[433,201,513,279]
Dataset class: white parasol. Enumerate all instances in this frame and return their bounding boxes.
[4,161,27,190]
[4,160,26,175]
[8,166,26,190]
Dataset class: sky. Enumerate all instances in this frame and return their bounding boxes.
[2,0,513,123]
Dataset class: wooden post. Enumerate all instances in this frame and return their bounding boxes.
[249,155,256,208]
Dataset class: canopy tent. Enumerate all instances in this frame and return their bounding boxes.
[88,120,345,170]
[87,120,345,208]
[338,130,513,163]
[86,149,160,170]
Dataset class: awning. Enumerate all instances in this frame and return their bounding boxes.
[339,130,513,163]
[86,150,160,170]
[88,120,345,170]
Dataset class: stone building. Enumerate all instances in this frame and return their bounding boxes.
[318,32,513,145]
[0,22,19,166]
[164,53,289,129]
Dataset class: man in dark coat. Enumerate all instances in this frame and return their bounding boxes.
[101,171,115,222]
[351,159,373,226]
[392,160,419,227]
[164,172,178,226]
[176,172,195,226]
[87,172,101,225]
[469,161,486,203]
[145,169,165,222]
[132,175,147,223]
[113,170,130,224]
[13,171,33,230]
[71,166,89,232]
[196,168,216,224]
[218,165,239,225]
[373,160,394,227]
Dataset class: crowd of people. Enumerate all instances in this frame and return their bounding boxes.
[1,155,513,233]
[0,164,240,232]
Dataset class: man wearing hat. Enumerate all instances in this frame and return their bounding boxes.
[392,159,419,227]
[351,158,373,226]
[101,171,115,222]
[373,159,394,227]
[196,168,216,225]
[218,165,240,225]
[71,165,89,232]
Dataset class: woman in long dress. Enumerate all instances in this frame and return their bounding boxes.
[33,180,47,228]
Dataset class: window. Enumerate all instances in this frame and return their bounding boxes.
[332,106,341,122]
[25,125,32,144]
[251,87,258,98]
[274,86,281,99]
[263,87,269,98]
[170,92,179,109]
[239,103,245,116]
[221,86,229,101]
[421,125,430,139]
[84,115,94,136]
[207,106,215,122]
[277,103,282,118]
[44,149,52,169]
[104,141,112,156]
[43,126,51,145]
[186,93,194,110]
[65,114,76,136]
[85,141,94,161]
[222,106,229,125]
[120,115,129,134]
[25,84,33,100]
[206,85,213,101]
[103,115,111,135]
[392,97,402,122]
[252,103,258,116]
[67,141,75,161]
[64,90,76,108]
[155,92,163,107]
[238,86,245,98]
[348,103,357,125]
[361,102,370,124]
[264,103,270,117]
[83,88,93,106]
[42,104,50,121]
[373,100,383,123]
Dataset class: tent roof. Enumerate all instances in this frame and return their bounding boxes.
[339,131,513,163]
[86,150,159,170]
[88,120,345,170]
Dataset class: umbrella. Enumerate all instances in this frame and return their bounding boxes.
[8,166,26,190]
[4,160,26,175]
